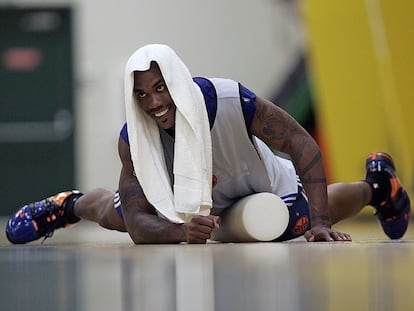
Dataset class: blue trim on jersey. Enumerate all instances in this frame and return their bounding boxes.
[193,77,217,129]
[120,123,129,145]
[238,83,257,131]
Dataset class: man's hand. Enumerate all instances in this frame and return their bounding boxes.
[304,225,352,242]
[183,215,221,244]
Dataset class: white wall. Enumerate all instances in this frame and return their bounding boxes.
[1,0,304,191]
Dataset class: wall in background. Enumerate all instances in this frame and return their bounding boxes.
[0,0,304,191]
[303,0,414,203]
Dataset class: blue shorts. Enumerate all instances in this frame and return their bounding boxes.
[113,190,311,242]
[273,192,311,241]
[114,191,124,219]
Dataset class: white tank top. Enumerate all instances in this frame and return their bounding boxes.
[208,78,300,214]
[159,78,301,215]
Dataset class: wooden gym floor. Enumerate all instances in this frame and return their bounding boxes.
[0,216,413,311]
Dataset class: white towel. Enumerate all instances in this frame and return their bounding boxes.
[124,44,212,223]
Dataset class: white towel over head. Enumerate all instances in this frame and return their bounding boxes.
[124,44,212,223]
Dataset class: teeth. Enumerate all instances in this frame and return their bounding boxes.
[154,108,169,118]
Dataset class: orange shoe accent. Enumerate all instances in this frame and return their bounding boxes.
[51,192,72,206]
[390,177,401,198]
[380,152,392,162]
[368,152,393,163]
[370,152,391,161]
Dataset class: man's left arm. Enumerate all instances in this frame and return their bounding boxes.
[251,96,347,242]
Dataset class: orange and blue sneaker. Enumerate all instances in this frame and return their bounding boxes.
[365,152,411,239]
[5,191,82,244]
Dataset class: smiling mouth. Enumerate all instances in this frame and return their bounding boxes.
[153,107,169,118]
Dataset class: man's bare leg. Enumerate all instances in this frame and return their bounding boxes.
[328,181,372,224]
[74,188,127,232]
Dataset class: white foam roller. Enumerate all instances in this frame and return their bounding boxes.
[211,192,289,242]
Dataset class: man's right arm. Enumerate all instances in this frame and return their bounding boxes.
[117,137,219,244]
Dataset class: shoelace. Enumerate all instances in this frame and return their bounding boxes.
[30,199,61,244]
[41,223,58,244]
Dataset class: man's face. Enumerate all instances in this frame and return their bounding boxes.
[133,62,176,130]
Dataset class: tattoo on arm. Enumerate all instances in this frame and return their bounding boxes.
[300,151,322,176]
[120,174,154,214]
[255,99,306,155]
[254,100,326,185]
[298,151,327,184]
[121,182,141,210]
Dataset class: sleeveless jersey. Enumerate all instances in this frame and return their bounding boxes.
[120,78,302,215]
